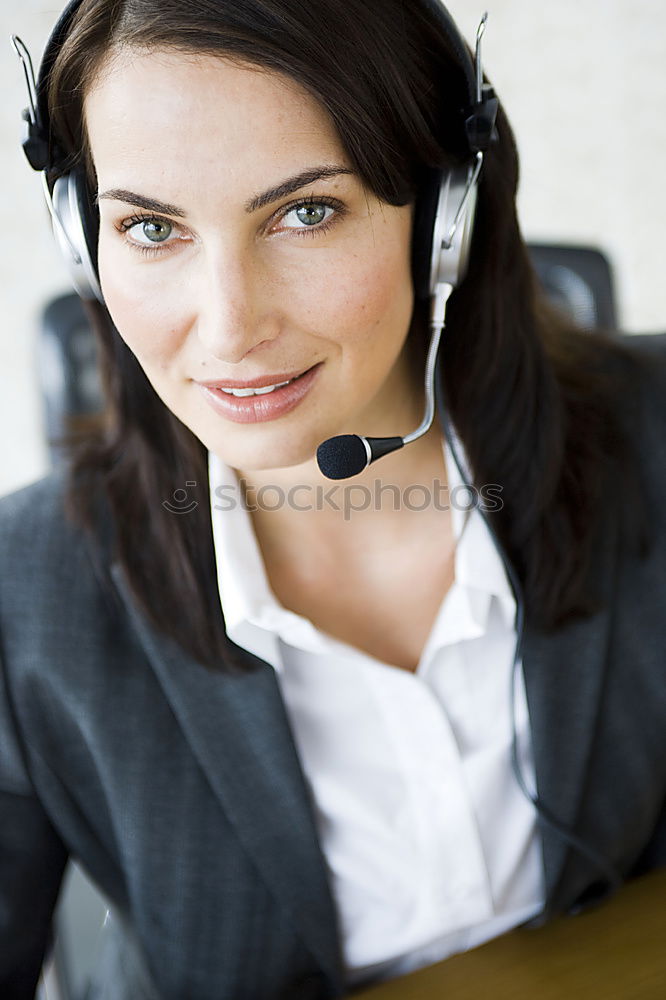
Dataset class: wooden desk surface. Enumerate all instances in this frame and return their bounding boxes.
[351,868,666,999]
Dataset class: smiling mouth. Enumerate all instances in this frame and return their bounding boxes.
[196,363,323,424]
[197,364,317,396]
[217,376,299,397]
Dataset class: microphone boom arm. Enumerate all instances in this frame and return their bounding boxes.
[403,282,453,445]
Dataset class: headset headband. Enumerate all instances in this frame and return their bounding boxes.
[18,0,498,175]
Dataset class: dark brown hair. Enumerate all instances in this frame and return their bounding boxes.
[48,0,645,671]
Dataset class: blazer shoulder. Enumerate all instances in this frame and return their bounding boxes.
[621,330,666,360]
[0,466,68,539]
[612,331,666,393]
[0,467,116,627]
[604,331,666,390]
[1,467,81,571]
[603,332,666,459]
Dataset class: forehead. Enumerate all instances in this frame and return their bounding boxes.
[84,47,349,193]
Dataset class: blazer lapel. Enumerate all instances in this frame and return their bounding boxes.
[434,364,618,908]
[520,503,619,907]
[109,561,344,992]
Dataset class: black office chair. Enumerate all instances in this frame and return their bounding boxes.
[527,243,617,331]
[34,242,619,998]
[35,294,104,469]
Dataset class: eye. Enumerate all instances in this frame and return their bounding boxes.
[277,197,344,237]
[130,219,174,245]
[116,214,187,256]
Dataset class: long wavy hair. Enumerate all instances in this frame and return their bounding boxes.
[47,0,645,672]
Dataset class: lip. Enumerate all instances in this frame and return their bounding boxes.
[196,362,323,424]
[196,367,311,390]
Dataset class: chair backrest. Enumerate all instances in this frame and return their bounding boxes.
[527,243,618,330]
[36,294,103,467]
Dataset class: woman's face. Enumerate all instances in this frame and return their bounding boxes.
[86,48,416,474]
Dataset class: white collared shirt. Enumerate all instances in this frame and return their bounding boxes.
[208,439,545,989]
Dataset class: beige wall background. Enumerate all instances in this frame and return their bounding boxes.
[2,0,665,498]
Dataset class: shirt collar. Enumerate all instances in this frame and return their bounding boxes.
[209,451,344,665]
[208,433,516,658]
[208,450,280,634]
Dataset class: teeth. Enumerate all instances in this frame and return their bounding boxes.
[219,378,294,397]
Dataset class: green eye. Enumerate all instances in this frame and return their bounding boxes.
[119,214,183,255]
[294,204,328,226]
[141,220,173,243]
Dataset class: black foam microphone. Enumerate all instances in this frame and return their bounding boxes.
[316,284,452,480]
[316,434,404,480]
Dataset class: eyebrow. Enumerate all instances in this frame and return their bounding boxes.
[97,164,355,218]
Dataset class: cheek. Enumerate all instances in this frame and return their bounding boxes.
[323,237,414,364]
[98,240,186,368]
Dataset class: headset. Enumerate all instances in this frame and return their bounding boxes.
[12,0,622,902]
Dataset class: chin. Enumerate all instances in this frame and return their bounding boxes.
[203,426,322,475]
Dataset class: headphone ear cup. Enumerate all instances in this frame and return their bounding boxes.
[51,168,103,302]
[412,163,478,301]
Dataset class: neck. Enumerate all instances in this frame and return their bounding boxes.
[233,421,449,559]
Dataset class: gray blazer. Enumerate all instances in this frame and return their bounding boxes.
[1,334,666,1000]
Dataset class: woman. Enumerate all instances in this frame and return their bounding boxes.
[2,0,665,997]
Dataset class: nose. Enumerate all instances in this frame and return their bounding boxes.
[195,251,279,364]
